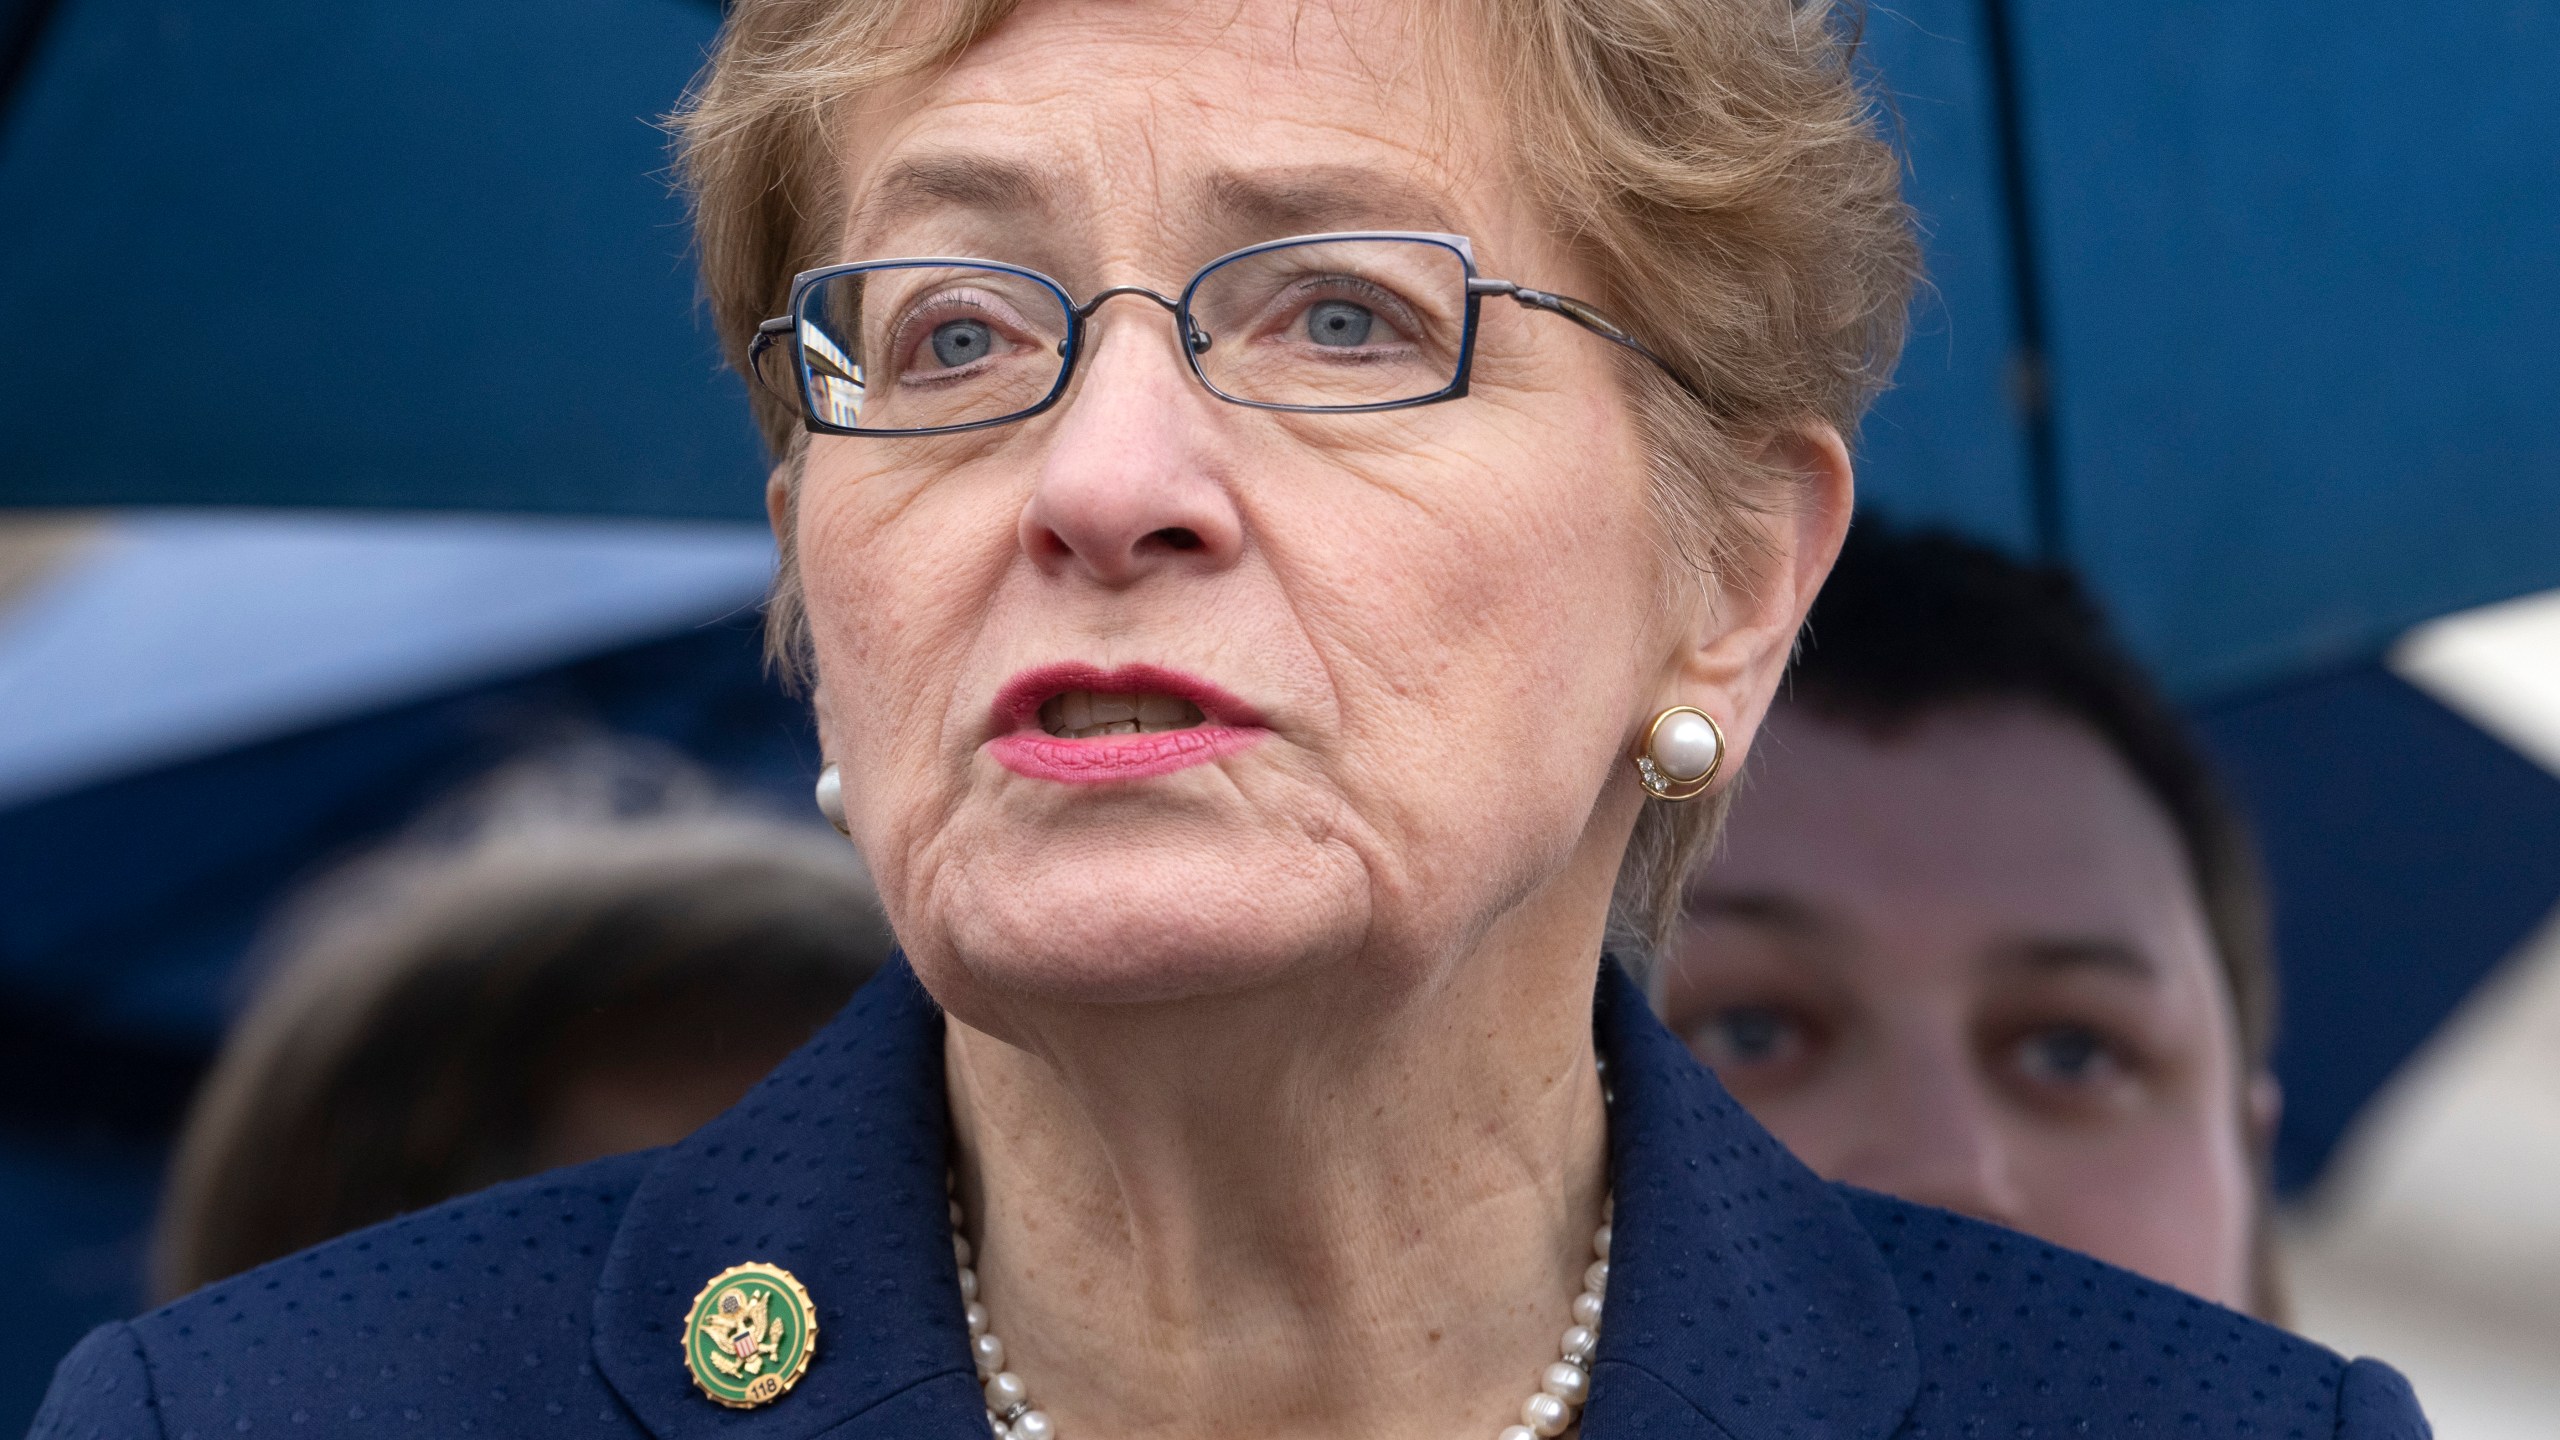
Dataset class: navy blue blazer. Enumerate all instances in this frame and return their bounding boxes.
[34,960,2428,1440]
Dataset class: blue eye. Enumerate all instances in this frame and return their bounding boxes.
[928,319,994,368]
[1688,1005,1806,1073]
[1715,1007,1789,1060]
[1304,300,1375,347]
[2020,1027,2107,1082]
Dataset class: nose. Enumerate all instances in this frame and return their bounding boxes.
[1823,1038,2030,1231]
[1018,302,1244,588]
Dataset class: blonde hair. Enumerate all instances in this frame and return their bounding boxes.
[671,0,1916,960]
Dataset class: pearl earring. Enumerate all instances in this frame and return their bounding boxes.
[814,762,849,835]
[1635,706,1725,801]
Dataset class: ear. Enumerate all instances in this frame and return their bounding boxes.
[1655,424,1853,785]
[2247,1071,2283,1149]
[764,464,837,757]
[765,467,796,543]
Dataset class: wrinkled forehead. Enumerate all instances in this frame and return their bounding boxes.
[833,0,1513,268]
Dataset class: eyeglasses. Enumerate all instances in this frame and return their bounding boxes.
[747,231,1704,436]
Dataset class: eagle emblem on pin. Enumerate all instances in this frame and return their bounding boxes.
[684,1262,817,1408]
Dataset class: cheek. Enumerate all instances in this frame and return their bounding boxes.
[1272,398,1662,863]
[2018,1111,2259,1305]
[1315,393,1660,697]
[793,459,1013,856]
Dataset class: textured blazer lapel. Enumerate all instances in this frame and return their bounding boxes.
[592,960,987,1440]
[1580,963,1918,1440]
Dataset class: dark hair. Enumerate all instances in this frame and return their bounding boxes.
[1788,522,2284,1315]
[154,797,893,1302]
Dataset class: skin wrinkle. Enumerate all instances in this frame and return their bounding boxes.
[775,3,1849,1437]
[852,160,1477,273]
[844,153,1056,250]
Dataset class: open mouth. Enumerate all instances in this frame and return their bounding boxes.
[989,663,1265,784]
[1037,691,1209,739]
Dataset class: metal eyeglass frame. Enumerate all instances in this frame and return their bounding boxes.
[746,230,1708,437]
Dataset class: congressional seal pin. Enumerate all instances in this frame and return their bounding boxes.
[684,1262,817,1409]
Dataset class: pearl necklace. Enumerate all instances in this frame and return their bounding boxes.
[952,1174,1614,1440]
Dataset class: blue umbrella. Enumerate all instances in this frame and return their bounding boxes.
[0,512,772,809]
[2196,663,2560,1193]
[0,0,762,518]
[1856,0,2560,696]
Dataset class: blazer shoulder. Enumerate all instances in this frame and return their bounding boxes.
[1836,1186,2430,1438]
[29,1321,162,1440]
[100,1151,657,1440]
[2336,1357,2432,1440]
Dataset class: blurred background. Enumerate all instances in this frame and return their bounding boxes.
[2,0,2555,1432]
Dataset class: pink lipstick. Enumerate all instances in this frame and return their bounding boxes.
[987,663,1267,784]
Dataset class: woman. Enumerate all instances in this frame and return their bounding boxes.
[1666,526,2290,1317]
[34,0,2424,1436]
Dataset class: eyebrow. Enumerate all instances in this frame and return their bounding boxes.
[1196,165,1463,240]
[842,156,1465,265]
[1691,896,2164,985]
[1992,937,2162,983]
[843,153,1052,251]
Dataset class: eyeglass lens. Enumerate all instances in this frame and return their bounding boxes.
[789,238,1473,433]
[794,264,1068,432]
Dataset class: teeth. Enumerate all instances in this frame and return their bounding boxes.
[1035,691,1210,739]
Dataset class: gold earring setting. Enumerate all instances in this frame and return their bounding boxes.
[1635,706,1725,801]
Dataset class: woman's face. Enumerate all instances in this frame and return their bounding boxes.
[1666,704,2265,1310]
[795,0,1741,1016]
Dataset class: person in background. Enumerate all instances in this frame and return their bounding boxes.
[1666,525,2288,1317]
[153,751,894,1300]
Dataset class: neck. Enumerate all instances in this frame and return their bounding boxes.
[943,935,1612,1440]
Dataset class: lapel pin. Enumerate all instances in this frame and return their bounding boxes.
[685,1261,818,1408]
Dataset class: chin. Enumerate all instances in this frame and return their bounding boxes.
[912,829,1371,1012]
